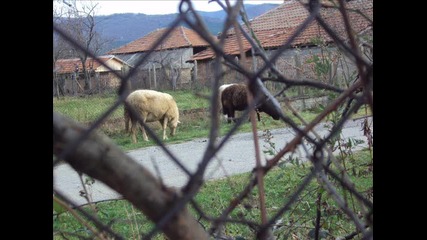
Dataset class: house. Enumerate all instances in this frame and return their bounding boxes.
[53,55,132,96]
[107,26,212,90]
[187,0,373,90]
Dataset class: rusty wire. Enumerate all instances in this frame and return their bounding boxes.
[53,0,373,239]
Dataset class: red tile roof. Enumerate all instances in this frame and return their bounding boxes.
[54,55,126,74]
[107,26,211,55]
[190,0,372,61]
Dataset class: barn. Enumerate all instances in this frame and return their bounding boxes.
[107,26,213,90]
[53,55,132,96]
[187,0,373,92]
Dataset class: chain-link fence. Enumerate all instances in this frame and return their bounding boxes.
[53,0,373,239]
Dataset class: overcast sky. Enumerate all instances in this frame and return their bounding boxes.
[57,1,283,16]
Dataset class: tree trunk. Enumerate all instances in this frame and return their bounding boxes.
[72,73,76,95]
[83,69,91,92]
[53,112,209,240]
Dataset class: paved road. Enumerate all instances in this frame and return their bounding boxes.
[53,116,372,206]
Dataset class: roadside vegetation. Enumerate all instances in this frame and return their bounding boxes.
[53,148,373,239]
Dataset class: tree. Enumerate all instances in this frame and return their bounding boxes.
[53,111,209,239]
[53,0,112,94]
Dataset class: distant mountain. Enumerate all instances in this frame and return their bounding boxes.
[94,3,279,54]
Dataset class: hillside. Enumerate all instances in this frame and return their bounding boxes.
[94,3,279,54]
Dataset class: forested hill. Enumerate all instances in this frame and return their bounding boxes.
[94,3,279,53]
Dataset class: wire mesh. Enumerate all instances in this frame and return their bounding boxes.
[53,0,373,239]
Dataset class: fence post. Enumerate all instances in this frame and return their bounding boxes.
[153,63,157,89]
[148,65,151,89]
[194,60,198,89]
[54,73,60,97]
[295,53,304,98]
[96,71,101,94]
[72,73,76,96]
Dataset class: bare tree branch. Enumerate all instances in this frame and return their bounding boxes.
[53,111,209,240]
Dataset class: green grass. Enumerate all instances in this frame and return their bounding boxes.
[163,88,211,110]
[53,149,373,239]
[53,93,126,124]
[53,200,161,239]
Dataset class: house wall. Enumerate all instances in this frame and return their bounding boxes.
[191,58,257,88]
[53,56,131,96]
[127,67,193,91]
[96,59,125,72]
[149,48,195,69]
[266,46,360,87]
[192,42,370,92]
[118,48,196,91]
[192,60,215,88]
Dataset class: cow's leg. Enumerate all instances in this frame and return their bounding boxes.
[222,106,229,123]
[170,125,176,137]
[227,110,233,123]
[161,117,169,140]
[141,116,149,141]
[124,109,130,134]
[222,106,231,123]
[130,119,138,143]
[231,110,237,123]
[141,126,148,141]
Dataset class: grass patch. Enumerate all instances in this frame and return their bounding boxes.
[163,88,211,110]
[192,149,373,239]
[53,149,373,239]
[53,200,161,239]
[53,89,210,123]
[53,93,123,123]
